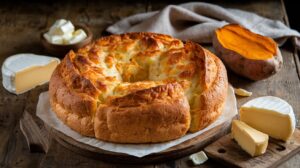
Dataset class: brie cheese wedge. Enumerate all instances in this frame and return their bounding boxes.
[240,96,296,141]
[2,54,60,94]
[231,120,268,157]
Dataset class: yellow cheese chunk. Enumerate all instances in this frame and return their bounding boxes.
[231,120,268,157]
[240,96,296,141]
[2,54,60,94]
[15,60,59,94]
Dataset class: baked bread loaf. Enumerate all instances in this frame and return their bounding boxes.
[49,32,228,143]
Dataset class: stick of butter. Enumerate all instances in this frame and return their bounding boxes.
[240,96,296,141]
[2,54,60,94]
[231,120,268,157]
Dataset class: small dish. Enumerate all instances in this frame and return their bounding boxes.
[40,24,93,57]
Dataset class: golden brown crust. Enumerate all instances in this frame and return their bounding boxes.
[189,49,228,132]
[49,67,96,136]
[49,32,228,143]
[94,83,190,143]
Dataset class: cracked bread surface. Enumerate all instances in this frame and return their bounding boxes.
[49,32,228,143]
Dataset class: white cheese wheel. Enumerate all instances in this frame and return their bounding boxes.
[240,96,296,141]
[2,54,60,94]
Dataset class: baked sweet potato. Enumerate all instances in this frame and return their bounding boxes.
[213,24,283,80]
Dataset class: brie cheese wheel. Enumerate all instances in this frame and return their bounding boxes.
[240,96,296,141]
[2,54,60,94]
[231,120,268,157]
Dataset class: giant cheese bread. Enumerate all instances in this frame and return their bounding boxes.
[49,32,228,143]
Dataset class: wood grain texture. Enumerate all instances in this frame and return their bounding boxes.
[204,129,300,168]
[0,0,299,168]
[20,111,51,153]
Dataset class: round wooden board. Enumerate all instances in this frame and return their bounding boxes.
[49,116,235,164]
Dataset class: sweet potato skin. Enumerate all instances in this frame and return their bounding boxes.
[212,32,283,81]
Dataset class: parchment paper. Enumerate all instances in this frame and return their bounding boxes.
[36,86,237,157]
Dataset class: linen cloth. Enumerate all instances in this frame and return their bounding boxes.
[107,2,300,46]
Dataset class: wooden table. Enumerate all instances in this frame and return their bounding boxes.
[0,0,299,167]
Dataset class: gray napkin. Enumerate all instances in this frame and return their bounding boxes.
[107,2,300,46]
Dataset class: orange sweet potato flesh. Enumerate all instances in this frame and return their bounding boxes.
[213,24,283,80]
[215,24,277,60]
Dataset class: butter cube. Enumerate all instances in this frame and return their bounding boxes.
[231,120,268,157]
[68,29,87,44]
[48,19,67,35]
[189,151,208,165]
[43,33,64,44]
[49,20,74,36]
[62,33,73,44]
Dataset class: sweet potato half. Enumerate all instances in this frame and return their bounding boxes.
[213,24,283,80]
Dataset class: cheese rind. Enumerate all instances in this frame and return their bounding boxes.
[2,54,60,94]
[231,120,268,157]
[240,96,296,141]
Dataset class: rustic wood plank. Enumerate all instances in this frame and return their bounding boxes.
[0,95,27,166]
[40,141,116,168]
[1,123,45,167]
[20,111,51,153]
[0,1,70,167]
[57,0,148,38]
[0,2,43,165]
[0,0,299,167]
[204,129,300,168]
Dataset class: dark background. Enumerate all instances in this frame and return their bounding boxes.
[1,0,298,32]
[284,0,299,31]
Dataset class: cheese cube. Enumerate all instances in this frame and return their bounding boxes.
[48,19,67,35]
[68,29,87,44]
[231,120,268,157]
[240,96,296,141]
[189,151,208,165]
[43,33,64,44]
[62,33,73,44]
[49,20,74,36]
[2,54,60,94]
